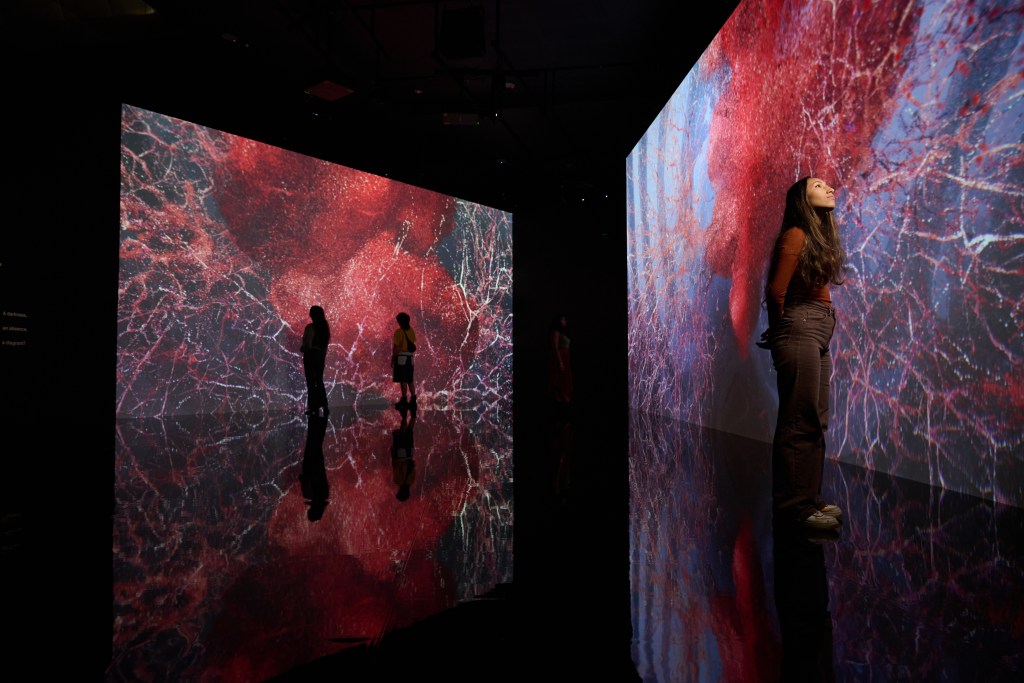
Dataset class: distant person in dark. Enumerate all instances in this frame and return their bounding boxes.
[300,412,330,521]
[391,409,417,501]
[300,305,331,416]
[548,313,573,417]
[392,312,417,410]
[759,177,846,532]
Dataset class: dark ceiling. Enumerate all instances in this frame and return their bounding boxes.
[6,0,739,211]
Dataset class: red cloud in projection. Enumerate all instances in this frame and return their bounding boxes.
[117,106,512,417]
[210,138,480,399]
[627,0,1022,501]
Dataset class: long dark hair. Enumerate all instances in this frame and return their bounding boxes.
[309,305,330,345]
[765,176,847,291]
[548,313,570,347]
[549,313,568,333]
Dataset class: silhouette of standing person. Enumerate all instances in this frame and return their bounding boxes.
[300,305,331,416]
[548,313,573,417]
[391,312,417,410]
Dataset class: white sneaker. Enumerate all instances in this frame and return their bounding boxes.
[818,504,843,518]
[801,510,840,531]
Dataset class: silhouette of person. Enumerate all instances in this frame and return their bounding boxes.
[300,414,330,521]
[300,305,331,416]
[548,312,572,419]
[391,311,417,410]
[391,409,416,501]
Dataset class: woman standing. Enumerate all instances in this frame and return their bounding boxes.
[300,305,331,416]
[392,312,417,409]
[762,177,846,532]
[548,313,573,409]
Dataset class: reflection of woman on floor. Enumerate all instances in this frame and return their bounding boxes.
[761,177,846,532]
[300,305,331,416]
[548,313,573,411]
[550,409,573,506]
[773,522,836,679]
[391,410,416,501]
[547,313,573,503]
[300,412,330,521]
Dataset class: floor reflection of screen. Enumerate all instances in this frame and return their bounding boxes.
[110,406,513,681]
[628,413,1023,682]
[117,104,513,418]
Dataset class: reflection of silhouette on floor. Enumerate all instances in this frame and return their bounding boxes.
[772,519,837,682]
[549,400,573,504]
[300,414,330,521]
[391,409,417,502]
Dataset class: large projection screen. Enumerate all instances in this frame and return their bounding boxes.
[117,105,513,419]
[626,0,1022,506]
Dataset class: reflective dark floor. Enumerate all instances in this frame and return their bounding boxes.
[101,397,639,682]
[627,416,1024,683]
[14,395,1016,681]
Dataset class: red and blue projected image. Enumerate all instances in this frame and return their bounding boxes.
[626,0,1022,680]
[117,104,513,418]
[113,105,514,680]
[626,0,1022,505]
